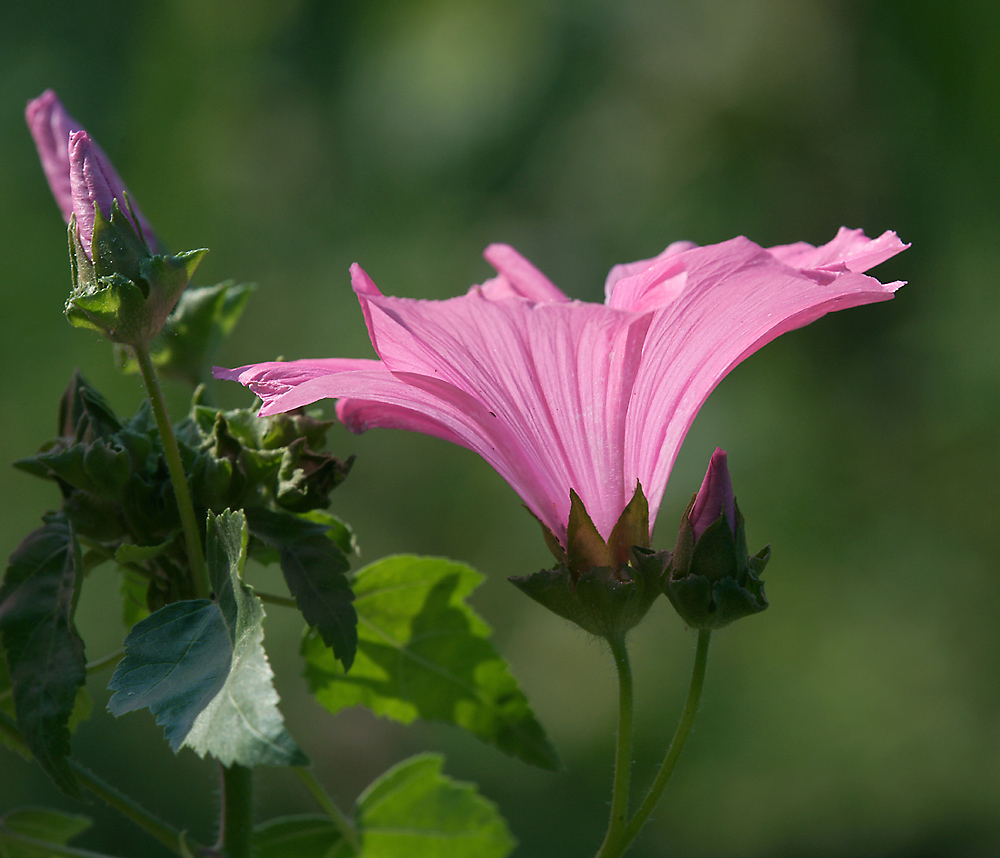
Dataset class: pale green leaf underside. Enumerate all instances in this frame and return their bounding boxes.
[108,510,305,767]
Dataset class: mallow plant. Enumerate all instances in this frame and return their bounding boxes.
[0,89,907,858]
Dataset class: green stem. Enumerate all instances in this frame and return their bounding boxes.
[594,634,634,858]
[255,591,298,609]
[68,758,201,856]
[296,767,360,853]
[133,344,208,599]
[218,764,253,858]
[85,649,124,676]
[0,712,198,856]
[620,629,712,849]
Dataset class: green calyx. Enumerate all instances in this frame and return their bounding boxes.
[662,496,770,630]
[510,485,664,641]
[66,201,206,348]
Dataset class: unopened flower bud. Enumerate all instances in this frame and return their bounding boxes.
[689,448,737,541]
[662,448,769,630]
[26,89,205,348]
[26,90,159,252]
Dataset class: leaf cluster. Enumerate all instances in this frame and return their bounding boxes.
[1,367,357,793]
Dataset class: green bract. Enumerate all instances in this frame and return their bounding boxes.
[662,496,770,630]
[509,485,663,641]
[66,200,206,348]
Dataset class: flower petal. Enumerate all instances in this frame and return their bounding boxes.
[355,280,653,539]
[25,89,80,222]
[480,243,570,303]
[624,235,904,529]
[767,227,909,273]
[604,240,698,305]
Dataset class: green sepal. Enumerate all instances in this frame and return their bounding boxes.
[510,548,665,641]
[566,490,611,577]
[608,482,650,566]
[90,197,151,283]
[66,203,207,348]
[662,499,770,629]
[511,485,661,641]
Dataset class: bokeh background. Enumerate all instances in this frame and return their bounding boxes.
[1,1,998,856]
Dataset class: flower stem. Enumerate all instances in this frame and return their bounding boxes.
[1,698,199,855]
[255,591,298,609]
[85,649,124,676]
[295,767,360,852]
[133,344,208,599]
[218,764,253,858]
[594,633,634,858]
[68,758,197,855]
[621,629,712,848]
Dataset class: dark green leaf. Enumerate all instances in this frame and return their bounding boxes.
[253,815,352,858]
[0,807,91,858]
[357,754,515,858]
[0,518,85,797]
[247,507,356,670]
[108,511,305,767]
[276,440,353,513]
[303,556,557,771]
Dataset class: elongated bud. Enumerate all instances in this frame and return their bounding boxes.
[25,89,77,222]
[689,448,736,541]
[27,90,206,348]
[69,130,149,259]
[26,90,158,253]
[662,449,769,629]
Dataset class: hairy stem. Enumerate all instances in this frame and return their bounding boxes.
[133,344,208,599]
[296,767,360,852]
[622,629,712,847]
[69,758,198,856]
[218,764,253,858]
[594,633,634,858]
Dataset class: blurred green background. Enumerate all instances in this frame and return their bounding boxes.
[2,0,998,855]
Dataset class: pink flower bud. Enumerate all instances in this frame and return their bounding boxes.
[25,89,79,222]
[689,448,737,541]
[26,90,158,256]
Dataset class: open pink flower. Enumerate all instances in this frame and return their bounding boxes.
[216,228,906,546]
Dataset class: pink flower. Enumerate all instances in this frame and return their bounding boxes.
[689,448,736,541]
[26,89,158,255]
[216,228,906,546]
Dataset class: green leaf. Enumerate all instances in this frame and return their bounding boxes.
[0,659,28,761]
[247,507,356,670]
[0,517,85,797]
[151,281,254,387]
[357,754,515,858]
[0,807,91,858]
[108,510,306,767]
[303,556,558,771]
[118,567,151,628]
[253,815,352,858]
